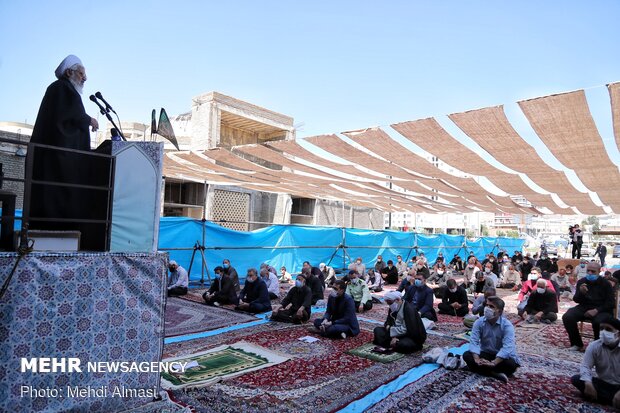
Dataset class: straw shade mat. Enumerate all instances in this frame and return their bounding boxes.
[448,105,604,215]
[518,90,620,211]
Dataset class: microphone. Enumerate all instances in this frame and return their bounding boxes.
[95,91,116,114]
[89,95,108,115]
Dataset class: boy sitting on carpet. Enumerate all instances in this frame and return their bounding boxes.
[235,268,272,313]
[571,315,620,408]
[310,280,359,339]
[271,274,312,324]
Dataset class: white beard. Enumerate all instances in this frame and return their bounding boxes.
[68,76,84,95]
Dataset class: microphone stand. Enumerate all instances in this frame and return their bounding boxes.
[91,97,127,141]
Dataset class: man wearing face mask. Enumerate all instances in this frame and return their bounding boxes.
[552,268,572,298]
[348,257,366,281]
[517,267,556,319]
[413,259,430,279]
[498,264,521,291]
[571,315,620,408]
[373,291,427,353]
[374,255,387,274]
[523,279,558,324]
[463,257,480,289]
[236,268,272,313]
[345,270,373,312]
[271,274,312,324]
[576,259,589,279]
[463,296,520,383]
[471,287,496,317]
[302,267,324,306]
[404,274,437,321]
[203,266,239,306]
[438,279,469,317]
[310,280,359,339]
[222,259,241,294]
[395,255,408,278]
[562,262,615,351]
[380,259,399,284]
[518,256,533,282]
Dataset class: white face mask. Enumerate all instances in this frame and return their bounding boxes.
[468,265,474,269]
[417,265,423,269]
[528,274,539,281]
[483,306,496,319]
[536,287,546,294]
[484,268,491,273]
[389,302,400,313]
[600,330,619,346]
[437,270,444,275]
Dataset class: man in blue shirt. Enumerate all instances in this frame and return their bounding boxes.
[463,296,520,383]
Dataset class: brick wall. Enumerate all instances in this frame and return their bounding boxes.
[0,131,28,208]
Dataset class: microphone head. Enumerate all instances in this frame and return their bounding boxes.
[95,91,103,99]
[89,95,97,102]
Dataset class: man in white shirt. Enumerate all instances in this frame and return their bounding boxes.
[571,315,620,408]
[167,260,189,297]
[260,268,280,299]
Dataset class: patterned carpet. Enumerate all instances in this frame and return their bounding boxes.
[164,297,256,337]
[156,286,615,413]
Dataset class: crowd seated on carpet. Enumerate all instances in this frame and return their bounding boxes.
[167,260,189,297]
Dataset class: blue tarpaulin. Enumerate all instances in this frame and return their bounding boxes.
[157,218,526,283]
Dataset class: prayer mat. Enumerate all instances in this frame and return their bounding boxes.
[164,297,256,337]
[161,341,290,389]
[453,330,471,341]
[346,342,406,363]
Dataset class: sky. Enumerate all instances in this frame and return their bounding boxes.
[1,0,620,205]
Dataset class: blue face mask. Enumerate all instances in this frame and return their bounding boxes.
[223,263,229,269]
[414,279,423,287]
[214,273,220,279]
[586,274,598,282]
[295,280,303,288]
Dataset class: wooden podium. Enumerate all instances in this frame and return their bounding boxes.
[97,141,163,252]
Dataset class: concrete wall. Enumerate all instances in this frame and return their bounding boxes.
[314,199,383,229]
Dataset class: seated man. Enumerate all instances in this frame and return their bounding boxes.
[311,280,359,339]
[551,267,572,298]
[575,259,588,279]
[303,261,324,286]
[279,266,292,283]
[373,291,427,353]
[571,315,620,409]
[374,255,387,275]
[438,278,469,317]
[271,274,312,324]
[404,273,437,321]
[517,267,556,318]
[222,259,240,294]
[366,269,383,293]
[236,268,272,313]
[320,262,337,287]
[463,296,520,382]
[304,268,325,305]
[498,264,521,290]
[523,278,558,324]
[348,257,366,281]
[462,258,480,289]
[167,260,189,297]
[562,262,615,351]
[260,267,280,300]
[472,287,496,316]
[451,254,465,273]
[412,259,430,279]
[470,271,494,295]
[203,266,239,306]
[397,269,416,293]
[395,255,409,278]
[428,260,449,284]
[346,270,373,312]
[380,260,399,284]
[482,263,498,287]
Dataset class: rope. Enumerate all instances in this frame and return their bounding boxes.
[0,239,34,301]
